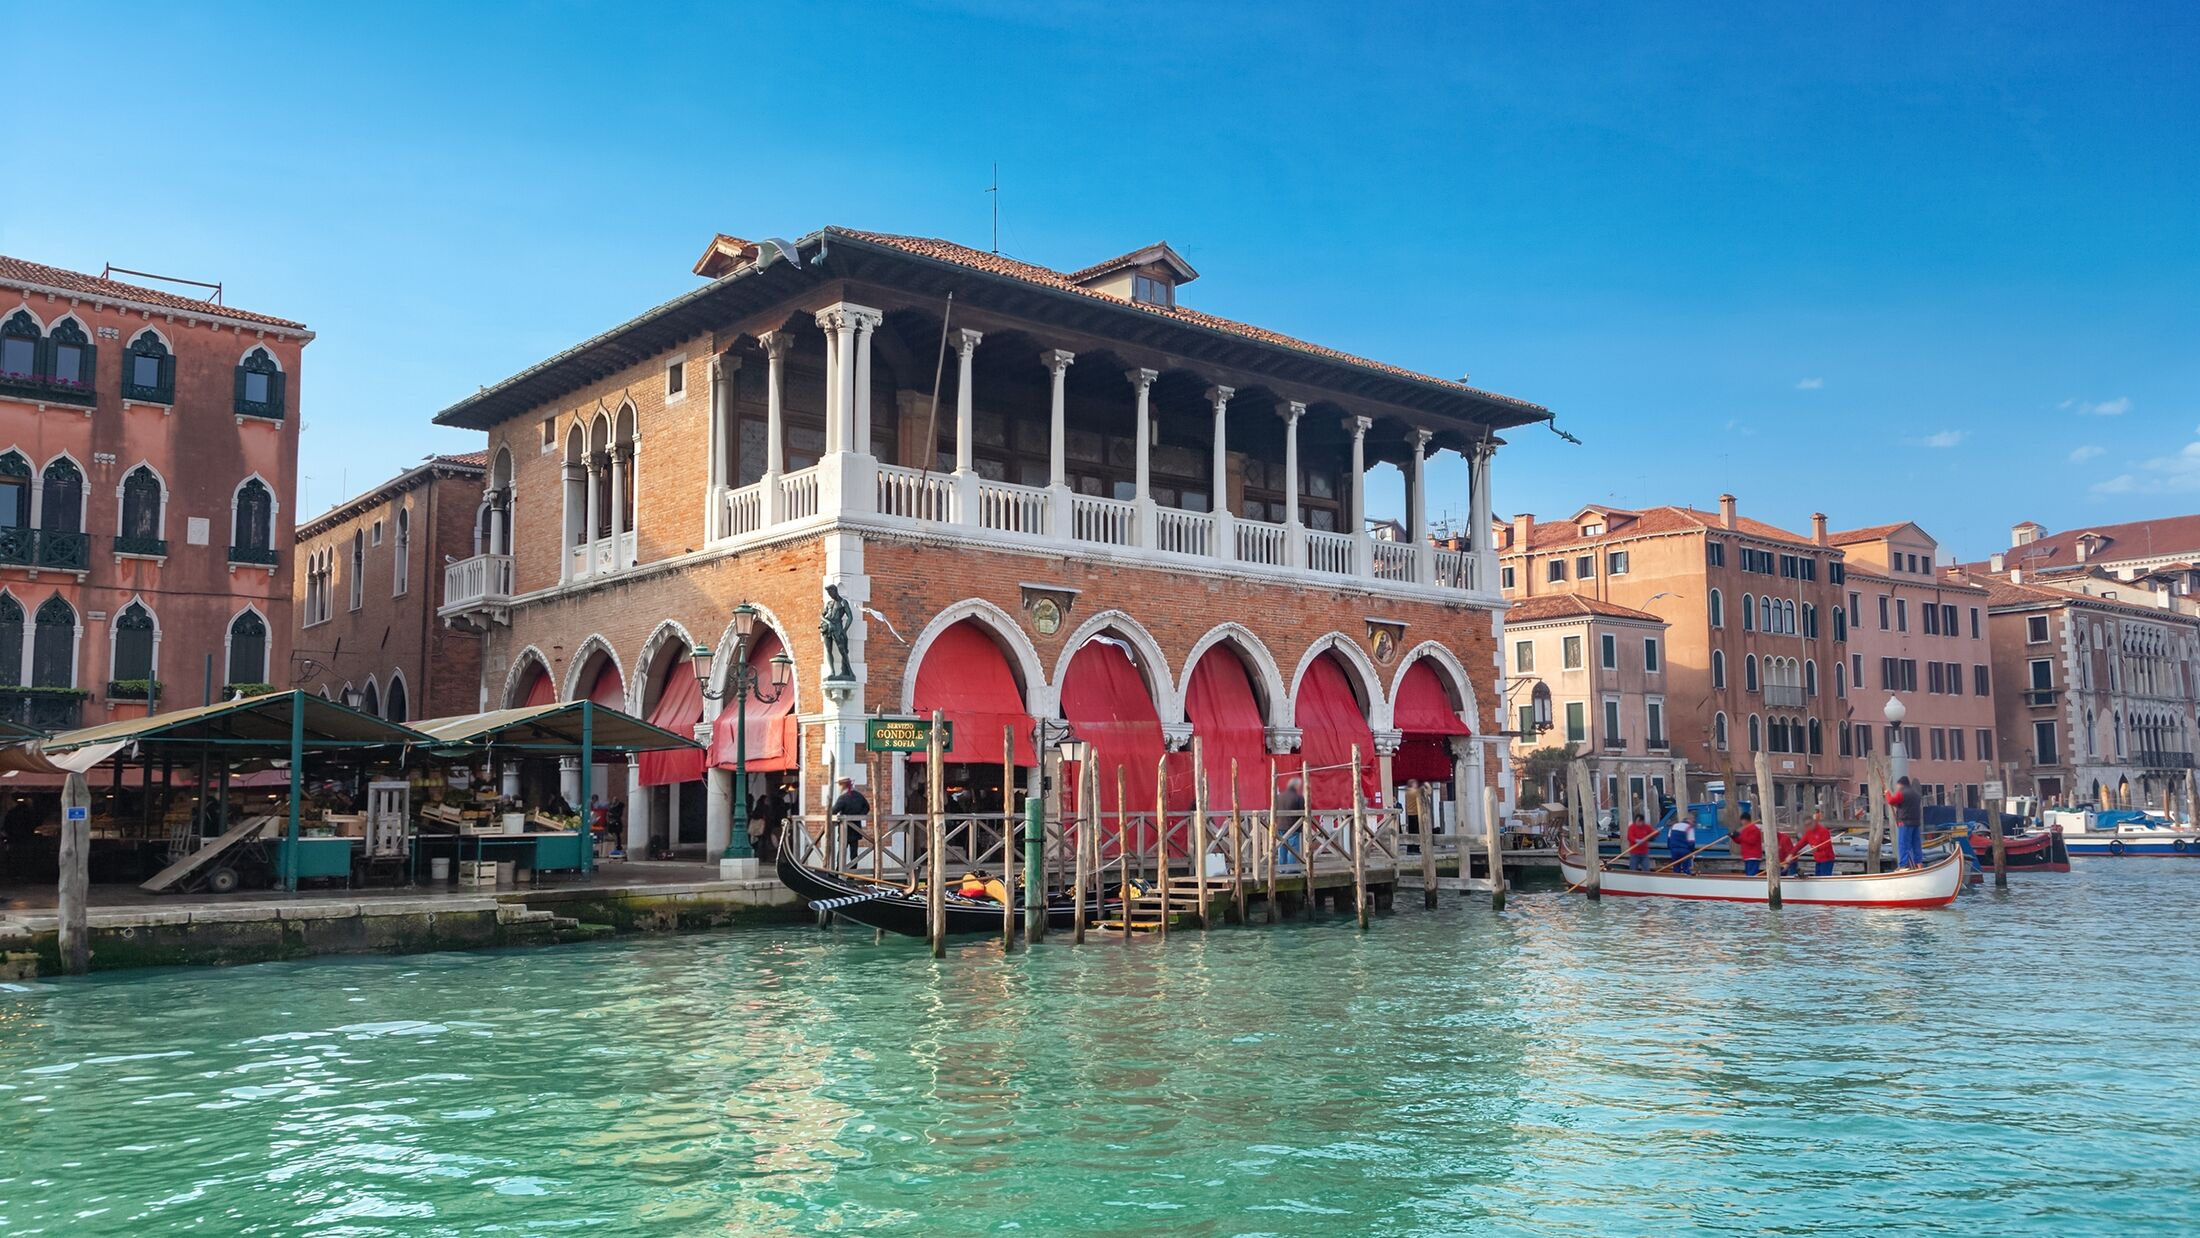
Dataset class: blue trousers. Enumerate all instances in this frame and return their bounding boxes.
[1628,853,1649,871]
[1896,824,1924,869]
[1815,860,1834,876]
[1668,843,1692,874]
[1742,859,1762,876]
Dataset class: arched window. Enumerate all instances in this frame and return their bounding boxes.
[361,678,381,718]
[1808,718,1824,755]
[1805,659,1819,696]
[123,330,175,403]
[1745,653,1759,693]
[232,479,275,563]
[0,594,20,686]
[234,347,285,419]
[31,595,76,688]
[111,602,156,689]
[40,457,83,533]
[226,610,268,687]
[1741,594,1755,632]
[0,451,29,536]
[392,506,410,596]
[349,529,365,609]
[0,310,39,384]
[1712,649,1726,689]
[1714,711,1729,751]
[118,466,165,555]
[1708,588,1723,628]
[1759,596,1773,631]
[1784,599,1797,634]
[43,318,95,401]
[1748,714,1762,752]
[385,674,409,723]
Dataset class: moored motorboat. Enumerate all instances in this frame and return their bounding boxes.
[1557,839,1965,908]
[1954,826,2071,873]
[2047,809,2200,858]
[775,848,1111,937]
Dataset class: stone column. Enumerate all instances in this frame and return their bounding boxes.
[817,312,843,455]
[625,756,650,854]
[706,354,728,538]
[952,329,983,473]
[1346,415,1372,576]
[1373,729,1403,812]
[1043,349,1076,536]
[1451,736,1478,888]
[1469,438,1496,592]
[1128,368,1158,547]
[705,686,733,858]
[761,331,790,523]
[608,446,627,542]
[583,456,602,572]
[1280,401,1305,568]
[487,491,506,557]
[852,310,879,458]
[1207,385,1235,560]
[1408,427,1433,583]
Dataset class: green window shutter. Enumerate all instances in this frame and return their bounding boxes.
[233,362,250,412]
[77,342,96,395]
[158,351,176,401]
[269,369,287,417]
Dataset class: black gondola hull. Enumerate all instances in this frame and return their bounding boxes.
[776,850,1106,938]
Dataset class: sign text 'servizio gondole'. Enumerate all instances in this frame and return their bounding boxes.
[866,717,951,753]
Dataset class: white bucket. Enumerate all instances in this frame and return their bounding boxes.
[430,857,451,881]
[503,812,526,835]
[496,860,517,886]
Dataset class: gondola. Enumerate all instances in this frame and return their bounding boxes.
[775,848,1114,937]
[1557,837,1965,908]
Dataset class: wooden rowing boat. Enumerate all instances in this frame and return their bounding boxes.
[1557,839,1965,908]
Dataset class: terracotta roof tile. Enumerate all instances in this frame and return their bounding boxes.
[1507,505,1823,554]
[1507,594,1664,624]
[1987,515,2200,569]
[435,450,488,468]
[0,254,307,331]
[1960,570,2198,619]
[829,228,1546,415]
[1824,522,1911,545]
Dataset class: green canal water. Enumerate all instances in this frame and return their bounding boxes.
[4,867,2196,1237]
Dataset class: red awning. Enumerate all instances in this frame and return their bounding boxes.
[911,621,1034,764]
[586,663,625,710]
[520,665,556,708]
[1184,647,1270,809]
[1292,653,1380,808]
[638,654,706,786]
[708,630,799,772]
[1393,661,1469,736]
[1059,640,1187,813]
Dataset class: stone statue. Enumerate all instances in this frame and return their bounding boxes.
[820,584,855,681]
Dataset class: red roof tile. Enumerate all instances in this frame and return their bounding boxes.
[1507,505,1824,554]
[436,450,488,468]
[1960,570,2198,618]
[830,228,1545,414]
[1986,515,2200,570]
[0,255,307,331]
[1824,522,1914,546]
[1507,594,1664,624]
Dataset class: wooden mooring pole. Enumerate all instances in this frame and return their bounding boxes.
[1416,782,1438,909]
[1483,784,1506,912]
[1116,765,1131,946]
[927,711,947,958]
[1155,756,1170,941]
[1350,745,1369,930]
[1230,760,1247,925]
[58,771,91,975]
[1987,761,2007,888]
[1753,751,1781,909]
[1572,760,1599,901]
[1266,758,1281,924]
[1002,725,1017,950]
[1072,758,1089,944]
[1191,738,1210,931]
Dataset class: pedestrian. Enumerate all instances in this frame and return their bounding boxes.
[1888,776,1925,869]
[1666,812,1698,874]
[1277,775,1307,865]
[1803,814,1836,876]
[1623,810,1655,871]
[831,776,870,865]
[1732,810,1765,876]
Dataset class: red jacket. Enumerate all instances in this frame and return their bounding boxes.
[1624,820,1655,855]
[1777,832,1802,865]
[1732,821,1764,861]
[1803,823,1835,861]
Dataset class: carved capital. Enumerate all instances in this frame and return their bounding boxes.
[1265,726,1304,755]
[1204,384,1235,409]
[1448,735,1478,759]
[1124,367,1159,394]
[759,330,793,360]
[1371,728,1406,758]
[1409,427,1434,452]
[1278,400,1306,425]
[850,307,884,333]
[813,307,852,333]
[953,327,985,357]
[1160,723,1195,752]
[1344,414,1372,439]
[1040,348,1076,375]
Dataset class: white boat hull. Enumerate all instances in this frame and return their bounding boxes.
[1557,845,1964,908]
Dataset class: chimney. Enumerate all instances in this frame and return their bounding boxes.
[2010,568,2023,584]
[1811,512,1828,545]
[1989,552,2006,572]
[2012,521,2041,547]
[1512,513,1534,550]
[2076,535,2091,564]
[1718,494,1737,529]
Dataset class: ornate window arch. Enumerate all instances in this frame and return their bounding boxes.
[31,595,78,688]
[231,477,277,563]
[0,309,41,383]
[123,328,176,403]
[1741,593,1754,632]
[1745,653,1759,693]
[1714,711,1729,751]
[235,346,286,419]
[226,607,269,687]
[1712,649,1726,690]
[0,591,21,686]
[392,505,411,596]
[111,600,158,690]
[43,316,95,399]
[118,465,167,554]
[1748,713,1762,753]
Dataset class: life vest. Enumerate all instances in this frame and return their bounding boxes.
[957,874,990,899]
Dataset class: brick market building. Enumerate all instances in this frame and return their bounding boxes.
[292,453,486,722]
[1827,522,1999,808]
[0,256,307,729]
[432,228,1537,862]
[1496,495,1850,812]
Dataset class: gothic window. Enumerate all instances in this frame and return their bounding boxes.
[234,347,285,419]
[0,594,19,686]
[31,595,76,688]
[118,466,165,554]
[124,330,176,403]
[112,602,156,684]
[0,311,37,380]
[40,457,83,532]
[232,479,275,562]
[227,610,268,686]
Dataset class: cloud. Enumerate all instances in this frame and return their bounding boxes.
[1910,430,1966,448]
[1722,418,1757,437]
[2068,396,2131,416]
[2069,445,2105,463]
[2088,434,2200,495]
[1794,377,1823,390]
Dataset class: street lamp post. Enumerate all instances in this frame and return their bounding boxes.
[694,602,794,862]
[1026,717,1081,943]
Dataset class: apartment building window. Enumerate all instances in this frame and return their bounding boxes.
[1742,593,1754,632]
[1600,633,1618,669]
[1928,662,1945,694]
[1709,588,1723,627]
[1856,725,1873,756]
[1646,699,1666,748]
[1714,711,1729,751]
[31,596,77,688]
[1835,660,1846,698]
[1565,702,1586,744]
[1501,566,1516,590]
[1644,638,1661,673]
[111,602,156,686]
[1849,591,1861,624]
[1929,728,1947,760]
[1977,728,1994,761]
[1607,550,1630,576]
[1603,697,1622,743]
[122,330,175,403]
[1896,599,1908,632]
[2027,614,2049,643]
[1833,607,1846,642]
[1515,705,1535,738]
[1749,714,1762,752]
[369,519,383,548]
[227,610,268,686]
[1563,636,1584,669]
[1951,729,1966,762]
[1852,652,1864,687]
[1942,604,1958,633]
[1945,661,1965,694]
[1829,562,1845,585]
[1547,561,1567,583]
[1923,604,1941,636]
[2033,721,2058,764]
[392,507,410,597]
[1515,640,1534,673]
[1878,596,1890,630]
[1712,650,1727,689]
[1802,604,1818,639]
[349,531,365,610]
[1974,664,1990,695]
[1809,718,1823,754]
[1804,659,1817,696]
[1132,274,1174,306]
[117,467,164,554]
[665,358,686,398]
[1970,607,1982,639]
[540,415,558,451]
[2027,658,2053,704]
[231,479,276,563]
[1706,540,1725,568]
[1745,654,1759,692]
[1576,555,1595,579]
[234,347,286,420]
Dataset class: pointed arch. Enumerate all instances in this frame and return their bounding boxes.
[31,593,78,688]
[1177,622,1288,730]
[900,598,1050,718]
[234,346,286,418]
[708,602,801,705]
[0,589,20,687]
[1287,632,1389,732]
[110,596,160,687]
[384,668,410,723]
[117,462,168,547]
[501,644,556,709]
[230,473,278,559]
[1389,640,1478,733]
[633,618,699,714]
[38,451,86,534]
[1052,609,1174,724]
[561,633,626,704]
[224,604,269,686]
[360,673,382,719]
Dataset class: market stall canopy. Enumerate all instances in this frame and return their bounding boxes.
[28,690,431,755]
[410,701,700,755]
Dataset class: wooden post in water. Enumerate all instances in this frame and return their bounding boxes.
[1572,760,1600,900]
[1416,783,1438,909]
[1266,758,1281,924]
[1671,758,1690,821]
[1116,765,1131,945]
[869,753,885,886]
[1350,745,1369,930]
[1302,760,1319,920]
[1753,750,1781,908]
[58,771,91,975]
[1229,759,1247,925]
[927,711,947,958]
[1865,754,1888,874]
[1002,725,1017,950]
[1190,737,1210,931]
[1072,757,1090,944]
[1483,784,1506,911]
[1155,755,1171,940]
[1986,760,2007,888]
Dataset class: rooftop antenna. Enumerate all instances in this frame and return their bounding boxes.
[988,162,999,254]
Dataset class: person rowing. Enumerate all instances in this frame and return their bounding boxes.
[1623,811,1656,872]
[1776,827,1803,877]
[1802,813,1836,876]
[1732,810,1766,876]
[1666,812,1698,874]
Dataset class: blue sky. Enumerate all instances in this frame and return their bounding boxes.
[6,1,2193,559]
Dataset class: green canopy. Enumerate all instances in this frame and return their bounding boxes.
[409,700,699,755]
[35,689,431,754]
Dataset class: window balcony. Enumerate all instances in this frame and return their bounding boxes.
[0,687,86,731]
[0,373,96,407]
[113,534,169,559]
[1602,735,1627,750]
[2134,750,2195,770]
[0,527,90,572]
[440,552,515,626]
[228,544,280,567]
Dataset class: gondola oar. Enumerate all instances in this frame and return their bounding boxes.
[808,890,893,913]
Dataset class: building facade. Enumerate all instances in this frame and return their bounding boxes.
[1496,495,1849,810]
[434,229,1533,858]
[1503,594,1675,816]
[293,453,486,722]
[0,256,307,729]
[1971,571,2200,812]
[1828,523,1999,808]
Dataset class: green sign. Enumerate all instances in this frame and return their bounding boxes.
[866,717,951,753]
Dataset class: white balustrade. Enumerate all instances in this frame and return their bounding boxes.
[976,478,1050,536]
[1069,493,1135,545]
[778,465,821,521]
[725,481,765,537]
[592,539,616,576]
[616,529,636,568]
[1432,546,1476,591]
[1372,539,1417,582]
[568,545,591,580]
[1305,529,1355,575]
[1156,508,1214,557]
[441,552,514,610]
[1234,518,1286,566]
[875,463,955,523]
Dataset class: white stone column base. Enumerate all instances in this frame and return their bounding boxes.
[719,856,761,880]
